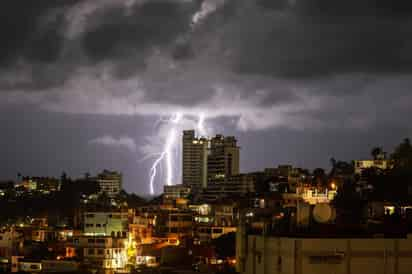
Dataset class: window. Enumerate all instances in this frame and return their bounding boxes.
[309,255,344,264]
[170,227,178,233]
[88,239,95,244]
[88,248,95,255]
[96,224,101,227]
[212,228,223,234]
[86,214,95,218]
[97,249,104,255]
[170,216,178,221]
[96,239,105,244]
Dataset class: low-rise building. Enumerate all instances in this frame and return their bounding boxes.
[154,210,194,242]
[68,235,128,272]
[354,158,393,175]
[196,226,237,243]
[0,227,22,259]
[83,211,128,237]
[163,184,191,200]
[95,170,122,198]
[130,210,156,244]
[214,203,238,227]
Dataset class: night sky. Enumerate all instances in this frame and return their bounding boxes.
[1,0,412,195]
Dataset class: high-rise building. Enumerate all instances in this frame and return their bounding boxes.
[182,130,208,192]
[208,134,240,183]
[96,170,122,198]
[181,130,241,193]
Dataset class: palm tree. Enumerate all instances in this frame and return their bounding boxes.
[371,147,383,160]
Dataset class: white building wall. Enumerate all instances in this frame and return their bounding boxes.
[240,235,412,274]
[84,212,128,236]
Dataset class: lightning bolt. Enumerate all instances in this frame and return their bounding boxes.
[191,0,226,30]
[197,112,207,137]
[148,113,182,195]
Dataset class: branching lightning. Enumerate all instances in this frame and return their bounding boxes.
[148,112,210,195]
[148,113,182,195]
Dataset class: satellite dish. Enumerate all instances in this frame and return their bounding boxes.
[313,203,335,223]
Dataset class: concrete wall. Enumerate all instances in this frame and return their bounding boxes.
[239,235,412,274]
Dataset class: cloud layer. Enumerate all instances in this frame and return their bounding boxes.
[1,0,412,131]
[89,135,137,152]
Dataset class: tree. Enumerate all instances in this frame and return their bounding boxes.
[391,138,412,170]
[60,171,68,184]
[313,168,327,187]
[332,179,364,225]
[329,159,354,178]
[371,147,383,160]
[84,172,90,180]
[97,191,111,208]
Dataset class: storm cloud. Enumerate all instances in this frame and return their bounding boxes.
[2,0,412,193]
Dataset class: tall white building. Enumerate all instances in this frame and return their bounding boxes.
[181,130,241,193]
[182,130,208,192]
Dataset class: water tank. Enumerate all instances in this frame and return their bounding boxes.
[313,203,336,223]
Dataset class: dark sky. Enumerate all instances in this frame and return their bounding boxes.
[1,0,412,194]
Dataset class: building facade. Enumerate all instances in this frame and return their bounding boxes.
[96,170,122,198]
[237,234,412,274]
[83,212,128,237]
[67,236,128,273]
[354,159,393,175]
[208,135,240,183]
[163,184,191,200]
[182,130,208,191]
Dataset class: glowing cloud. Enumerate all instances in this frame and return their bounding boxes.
[89,135,137,152]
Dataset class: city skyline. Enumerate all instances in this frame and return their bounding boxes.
[2,0,412,194]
